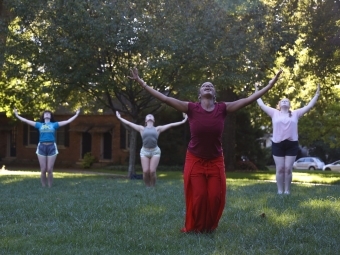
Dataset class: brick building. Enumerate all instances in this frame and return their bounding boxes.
[0,112,130,168]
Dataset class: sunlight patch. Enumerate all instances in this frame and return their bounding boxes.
[0,178,28,184]
[293,173,330,183]
[272,213,298,225]
[138,205,166,215]
[0,170,39,176]
[300,197,340,215]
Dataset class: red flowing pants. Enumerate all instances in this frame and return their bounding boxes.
[181,151,226,233]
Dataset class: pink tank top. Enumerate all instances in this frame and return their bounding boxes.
[187,102,227,159]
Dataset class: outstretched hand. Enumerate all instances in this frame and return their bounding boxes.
[182,113,188,122]
[316,84,320,96]
[255,68,283,92]
[13,108,18,117]
[270,68,283,84]
[116,111,121,118]
[75,108,81,115]
[127,67,140,81]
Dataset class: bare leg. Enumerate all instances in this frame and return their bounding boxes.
[46,155,57,187]
[141,156,151,187]
[37,155,47,187]
[149,156,160,187]
[273,156,285,194]
[283,156,297,194]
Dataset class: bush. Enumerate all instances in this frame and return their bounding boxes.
[235,160,258,171]
[82,152,96,169]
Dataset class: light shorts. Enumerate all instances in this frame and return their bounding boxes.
[36,142,58,157]
[140,146,161,158]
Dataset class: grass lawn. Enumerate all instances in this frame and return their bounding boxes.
[1,167,340,254]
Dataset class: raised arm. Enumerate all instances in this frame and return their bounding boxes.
[297,84,320,116]
[14,109,36,127]
[128,67,189,113]
[58,109,80,127]
[254,83,276,117]
[156,113,188,133]
[116,111,144,132]
[225,69,283,113]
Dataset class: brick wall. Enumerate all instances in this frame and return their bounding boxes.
[0,112,129,168]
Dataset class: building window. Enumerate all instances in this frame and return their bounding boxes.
[23,124,69,146]
[56,125,70,147]
[120,125,130,150]
[102,132,112,159]
[82,132,92,158]
[10,127,17,157]
[29,126,39,145]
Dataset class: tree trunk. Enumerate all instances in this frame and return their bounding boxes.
[219,88,239,171]
[127,129,137,178]
[223,112,236,171]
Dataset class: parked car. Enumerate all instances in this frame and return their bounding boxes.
[322,160,340,171]
[292,157,325,170]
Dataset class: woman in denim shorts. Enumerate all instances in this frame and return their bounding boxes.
[255,84,320,194]
[14,108,80,187]
[116,111,187,187]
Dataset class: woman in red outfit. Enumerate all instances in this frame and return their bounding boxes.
[128,68,282,233]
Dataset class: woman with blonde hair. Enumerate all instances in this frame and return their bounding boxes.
[255,84,320,194]
[116,111,187,187]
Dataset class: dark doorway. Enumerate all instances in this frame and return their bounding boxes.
[103,132,112,159]
[82,132,92,158]
[10,127,17,157]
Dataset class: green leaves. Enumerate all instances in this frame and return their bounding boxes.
[1,0,340,152]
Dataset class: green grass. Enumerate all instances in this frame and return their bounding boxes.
[1,169,340,254]
[157,170,340,185]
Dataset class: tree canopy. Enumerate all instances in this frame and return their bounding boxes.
[1,0,340,168]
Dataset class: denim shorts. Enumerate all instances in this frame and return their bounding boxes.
[36,143,58,156]
[140,146,161,158]
[272,140,299,157]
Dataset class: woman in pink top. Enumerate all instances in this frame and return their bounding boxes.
[255,84,320,194]
[128,67,282,233]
